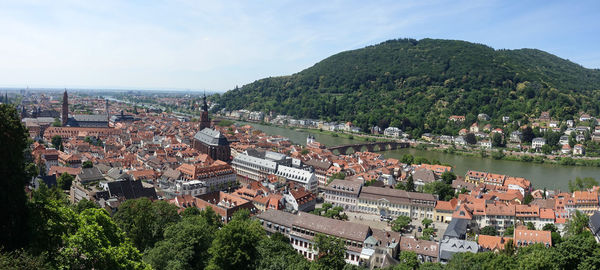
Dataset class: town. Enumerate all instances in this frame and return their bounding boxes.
[9,90,600,269]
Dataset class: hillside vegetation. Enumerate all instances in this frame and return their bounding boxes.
[214,38,600,136]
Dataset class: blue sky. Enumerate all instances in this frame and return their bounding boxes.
[0,0,598,91]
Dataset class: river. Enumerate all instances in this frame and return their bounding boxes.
[241,121,600,191]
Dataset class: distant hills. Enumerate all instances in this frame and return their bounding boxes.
[213,38,600,136]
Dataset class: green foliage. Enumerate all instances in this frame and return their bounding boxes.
[401,154,414,165]
[392,215,412,232]
[206,215,265,270]
[82,160,94,168]
[422,181,454,201]
[73,198,99,213]
[113,198,181,252]
[491,150,505,160]
[405,175,415,192]
[327,172,346,184]
[0,248,49,269]
[57,172,74,190]
[565,210,589,237]
[217,119,234,127]
[420,228,434,240]
[215,39,600,136]
[398,251,420,270]
[568,177,598,192]
[523,193,534,205]
[311,234,347,270]
[27,183,77,258]
[421,218,433,229]
[504,225,514,236]
[441,171,457,185]
[51,135,63,149]
[480,226,498,236]
[58,208,150,270]
[465,133,477,145]
[52,117,62,127]
[144,215,215,270]
[0,104,30,250]
[256,233,310,270]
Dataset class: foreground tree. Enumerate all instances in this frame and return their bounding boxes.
[256,232,310,270]
[57,172,74,190]
[113,198,180,252]
[144,215,216,270]
[207,210,265,270]
[0,104,30,250]
[58,208,149,269]
[311,233,347,270]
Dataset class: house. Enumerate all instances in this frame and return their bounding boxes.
[421,133,434,142]
[435,198,458,223]
[559,135,570,145]
[459,129,468,136]
[513,228,552,247]
[589,211,600,243]
[469,123,479,133]
[502,116,510,123]
[479,140,492,149]
[574,144,585,155]
[400,237,439,263]
[443,218,469,240]
[478,113,490,121]
[580,113,592,122]
[454,136,467,146]
[371,126,382,135]
[539,111,551,122]
[567,120,574,127]
[384,127,402,137]
[561,144,572,154]
[439,239,479,263]
[532,138,546,149]
[412,168,437,190]
[76,167,105,184]
[449,115,466,122]
[324,179,362,211]
[478,235,511,252]
[510,131,522,143]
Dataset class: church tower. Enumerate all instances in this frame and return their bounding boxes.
[62,90,69,126]
[199,93,211,130]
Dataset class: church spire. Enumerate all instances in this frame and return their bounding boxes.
[62,89,69,126]
[202,92,208,112]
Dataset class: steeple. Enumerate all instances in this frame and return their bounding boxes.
[202,92,208,112]
[62,89,69,126]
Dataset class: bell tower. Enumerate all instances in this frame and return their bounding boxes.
[199,93,211,130]
[62,90,69,126]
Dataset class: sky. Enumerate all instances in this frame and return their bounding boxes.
[0,0,599,91]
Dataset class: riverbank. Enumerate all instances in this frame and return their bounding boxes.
[228,118,600,168]
[234,120,600,191]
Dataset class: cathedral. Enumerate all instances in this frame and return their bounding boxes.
[61,90,109,128]
[192,94,231,162]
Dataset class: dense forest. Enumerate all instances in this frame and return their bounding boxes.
[213,38,600,137]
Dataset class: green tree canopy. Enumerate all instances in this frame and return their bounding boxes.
[113,198,180,252]
[311,234,347,270]
[206,213,265,270]
[0,104,30,250]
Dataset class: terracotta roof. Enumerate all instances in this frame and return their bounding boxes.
[478,235,511,250]
[514,229,552,247]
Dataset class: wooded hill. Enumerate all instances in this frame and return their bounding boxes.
[214,38,600,136]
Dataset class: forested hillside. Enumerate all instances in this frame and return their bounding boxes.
[214,38,600,136]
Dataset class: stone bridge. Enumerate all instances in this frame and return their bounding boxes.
[326,141,409,155]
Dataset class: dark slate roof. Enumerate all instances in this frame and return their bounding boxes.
[590,211,600,236]
[304,159,332,170]
[72,114,109,122]
[193,128,229,146]
[443,218,469,240]
[106,167,131,180]
[36,175,57,188]
[77,167,105,182]
[439,239,479,260]
[106,179,157,200]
